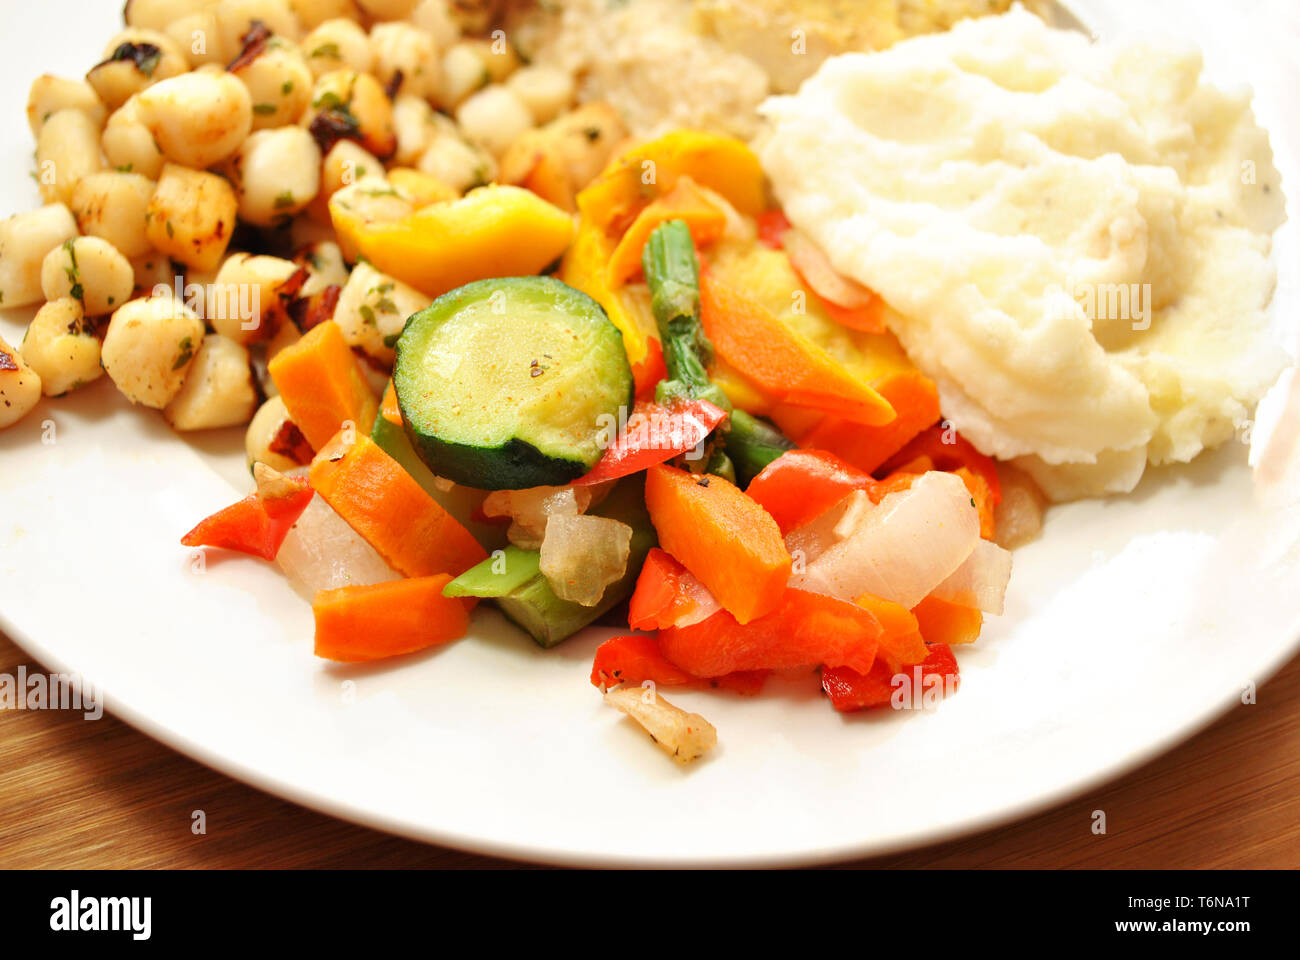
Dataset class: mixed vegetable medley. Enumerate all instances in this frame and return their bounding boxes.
[0,1,1047,765]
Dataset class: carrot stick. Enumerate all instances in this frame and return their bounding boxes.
[309,433,487,578]
[267,320,378,451]
[313,574,469,662]
[699,273,895,426]
[644,464,790,624]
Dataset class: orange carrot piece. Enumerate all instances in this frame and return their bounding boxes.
[606,177,727,287]
[268,320,378,451]
[380,379,402,426]
[309,433,488,578]
[816,293,888,334]
[313,574,469,662]
[645,464,791,624]
[855,593,928,672]
[913,595,984,646]
[699,273,895,426]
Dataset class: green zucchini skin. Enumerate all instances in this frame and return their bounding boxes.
[393,276,634,490]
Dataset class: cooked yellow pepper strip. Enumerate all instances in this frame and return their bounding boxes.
[333,185,575,299]
[559,218,659,368]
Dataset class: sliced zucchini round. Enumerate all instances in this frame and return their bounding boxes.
[393,276,634,490]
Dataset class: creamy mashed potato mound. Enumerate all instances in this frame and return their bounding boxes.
[758,7,1288,499]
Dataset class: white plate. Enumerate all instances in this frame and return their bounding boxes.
[2,1,1298,867]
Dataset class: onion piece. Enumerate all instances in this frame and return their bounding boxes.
[790,471,979,609]
[930,538,1013,615]
[671,566,722,628]
[784,489,876,568]
[276,494,401,599]
[782,228,875,309]
[604,687,717,765]
[993,462,1047,549]
[483,484,602,549]
[539,513,633,606]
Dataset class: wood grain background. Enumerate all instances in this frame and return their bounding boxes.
[1,629,1296,868]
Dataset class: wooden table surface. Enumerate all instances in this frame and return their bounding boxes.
[2,629,1297,869]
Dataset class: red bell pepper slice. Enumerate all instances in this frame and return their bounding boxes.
[821,642,960,712]
[590,633,767,696]
[658,588,884,677]
[745,449,874,534]
[880,424,1001,504]
[627,547,719,631]
[574,398,728,486]
[181,477,314,561]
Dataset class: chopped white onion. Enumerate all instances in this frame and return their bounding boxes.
[483,484,598,549]
[784,489,875,568]
[790,471,979,609]
[539,513,633,606]
[276,494,400,599]
[931,538,1013,615]
[671,567,722,627]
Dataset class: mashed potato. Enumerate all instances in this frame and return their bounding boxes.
[758,7,1288,499]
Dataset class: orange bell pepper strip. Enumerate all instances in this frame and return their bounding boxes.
[590,633,767,696]
[658,588,883,677]
[605,177,727,287]
[774,370,941,475]
[821,642,960,712]
[180,476,314,562]
[313,574,470,662]
[913,595,984,646]
[627,547,718,631]
[267,320,378,452]
[574,398,728,488]
[955,466,997,540]
[745,449,874,535]
[577,129,767,238]
[645,464,791,624]
[309,433,488,578]
[855,593,928,673]
[699,273,895,426]
[881,424,1002,504]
